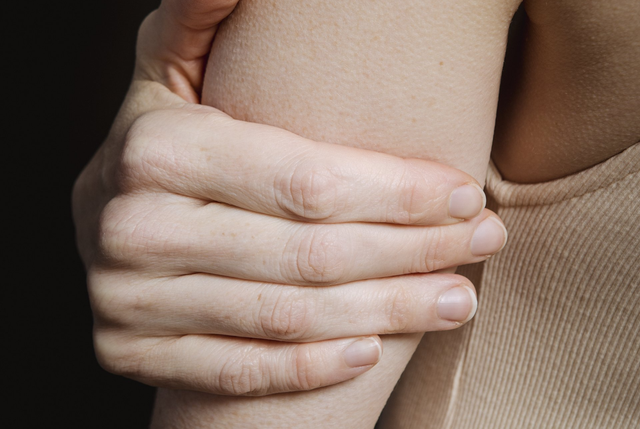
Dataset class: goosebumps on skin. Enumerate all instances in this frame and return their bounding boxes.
[203,0,521,183]
[151,0,520,428]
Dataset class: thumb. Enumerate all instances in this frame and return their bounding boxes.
[135,0,239,103]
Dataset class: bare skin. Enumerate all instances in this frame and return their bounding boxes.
[151,0,640,427]
[493,0,640,183]
[74,0,640,427]
[152,0,520,427]
[74,0,506,414]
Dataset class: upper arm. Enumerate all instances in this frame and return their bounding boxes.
[204,0,521,183]
[153,1,520,427]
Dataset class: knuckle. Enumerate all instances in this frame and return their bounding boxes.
[389,161,433,224]
[97,197,147,264]
[275,162,342,221]
[119,112,162,188]
[217,352,266,396]
[119,110,181,191]
[97,196,169,266]
[417,228,447,273]
[285,227,347,285]
[382,285,414,334]
[287,345,321,391]
[258,289,316,341]
[218,344,321,395]
[97,197,140,264]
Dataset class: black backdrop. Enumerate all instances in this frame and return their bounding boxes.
[27,1,162,427]
[71,1,161,426]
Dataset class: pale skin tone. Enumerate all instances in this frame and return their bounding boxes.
[74,0,505,410]
[153,0,519,427]
[152,0,639,427]
[72,0,639,427]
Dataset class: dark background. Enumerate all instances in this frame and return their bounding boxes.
[69,1,161,426]
[18,1,161,427]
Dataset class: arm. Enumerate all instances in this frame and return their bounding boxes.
[380,1,640,426]
[152,0,517,427]
[73,0,506,421]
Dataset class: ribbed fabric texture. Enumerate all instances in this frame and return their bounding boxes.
[378,143,640,429]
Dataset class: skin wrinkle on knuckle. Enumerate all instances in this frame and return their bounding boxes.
[382,284,414,334]
[97,198,142,265]
[98,197,170,266]
[120,112,165,190]
[96,278,161,331]
[390,164,424,225]
[217,350,266,396]
[389,160,441,224]
[408,161,460,221]
[121,109,191,192]
[290,226,346,285]
[258,288,315,341]
[418,227,448,273]
[275,160,341,221]
[288,344,317,392]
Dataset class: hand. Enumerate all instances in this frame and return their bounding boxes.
[72,0,507,396]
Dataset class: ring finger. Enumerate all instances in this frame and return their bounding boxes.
[91,271,478,342]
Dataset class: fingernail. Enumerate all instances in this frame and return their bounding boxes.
[449,184,486,219]
[343,338,382,368]
[470,217,508,256]
[437,286,477,323]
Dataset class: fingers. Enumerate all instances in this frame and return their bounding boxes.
[120,106,486,226]
[92,271,477,395]
[95,332,382,396]
[135,0,240,101]
[100,193,506,284]
[92,273,477,342]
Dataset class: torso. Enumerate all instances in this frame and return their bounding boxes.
[491,0,640,183]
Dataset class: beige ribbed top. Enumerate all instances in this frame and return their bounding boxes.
[378,143,640,428]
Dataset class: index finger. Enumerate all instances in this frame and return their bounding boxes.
[125,106,486,225]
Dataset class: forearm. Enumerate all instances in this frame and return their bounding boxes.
[151,0,518,427]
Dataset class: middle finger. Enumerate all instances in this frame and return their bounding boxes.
[108,194,507,285]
